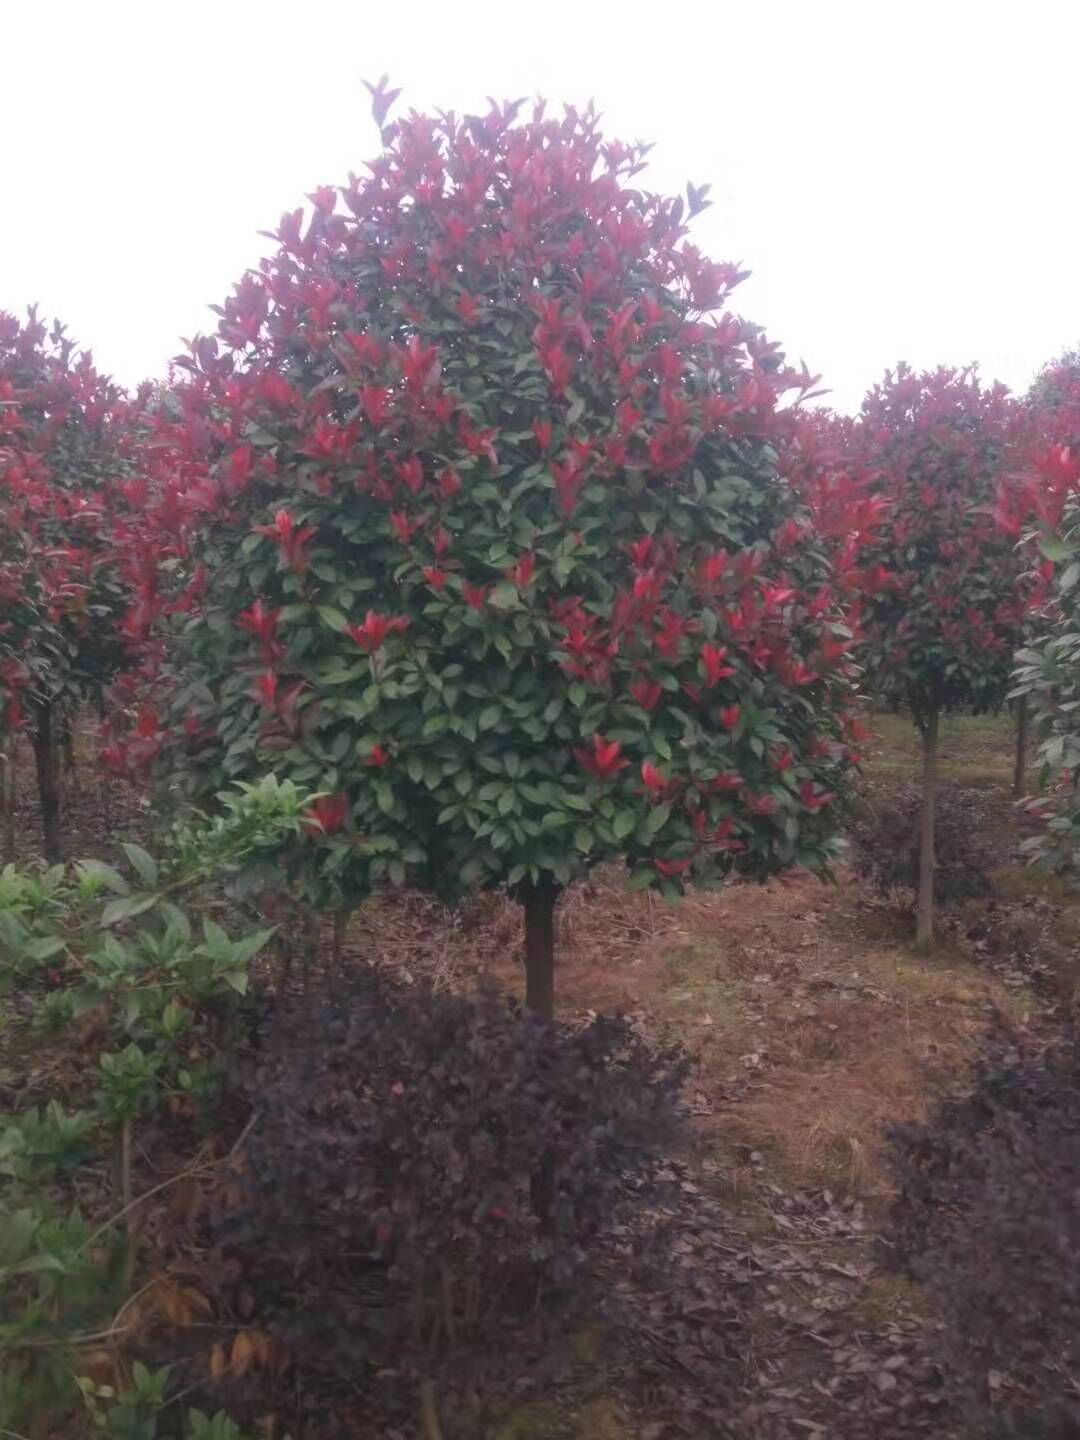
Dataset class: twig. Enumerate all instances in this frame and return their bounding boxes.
[77,1153,214,1256]
[228,1110,258,1157]
[109,1273,161,1335]
[638,1324,697,1375]
[11,1321,135,1351]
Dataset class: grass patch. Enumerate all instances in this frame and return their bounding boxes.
[868,708,1016,784]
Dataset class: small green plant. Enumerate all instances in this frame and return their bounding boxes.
[0,776,310,1436]
[186,1409,257,1440]
[0,1102,96,1183]
[78,1361,169,1438]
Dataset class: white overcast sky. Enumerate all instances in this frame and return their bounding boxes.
[4,0,1077,412]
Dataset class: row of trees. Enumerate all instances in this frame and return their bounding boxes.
[1,93,1078,1007]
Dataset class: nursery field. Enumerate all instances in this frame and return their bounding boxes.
[4,709,1077,1440]
[4,87,1080,1440]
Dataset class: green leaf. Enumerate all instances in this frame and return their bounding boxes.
[489,581,519,610]
[23,935,67,962]
[202,918,230,952]
[77,860,130,896]
[121,843,159,888]
[626,867,656,892]
[1039,535,1074,564]
[4,1251,66,1277]
[228,927,276,966]
[613,810,636,840]
[158,902,191,940]
[318,605,351,633]
[223,970,249,995]
[0,1208,37,1267]
[376,782,396,815]
[100,894,159,928]
[645,804,672,836]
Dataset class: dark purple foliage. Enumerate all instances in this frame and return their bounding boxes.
[215,973,687,1383]
[853,782,997,904]
[888,1032,1080,1436]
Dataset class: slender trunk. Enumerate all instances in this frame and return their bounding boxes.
[97,693,112,832]
[915,709,939,949]
[0,738,15,864]
[419,1379,444,1440]
[301,907,318,993]
[60,718,76,790]
[1012,696,1029,799]
[32,703,61,864]
[331,910,349,985]
[100,762,113,834]
[522,881,558,1021]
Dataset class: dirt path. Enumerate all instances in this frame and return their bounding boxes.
[342,852,1029,1437]
[343,709,1062,1437]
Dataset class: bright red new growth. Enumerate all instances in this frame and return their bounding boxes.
[99,91,859,1001]
[0,308,142,856]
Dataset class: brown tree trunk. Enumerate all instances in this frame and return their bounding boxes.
[1012,696,1029,799]
[32,702,61,864]
[60,717,76,790]
[915,709,939,949]
[522,881,558,1020]
[330,910,350,985]
[0,738,15,864]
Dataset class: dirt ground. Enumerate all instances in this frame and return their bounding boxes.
[4,711,1079,1437]
[338,711,1065,1437]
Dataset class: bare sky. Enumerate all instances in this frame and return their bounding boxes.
[4,0,1077,412]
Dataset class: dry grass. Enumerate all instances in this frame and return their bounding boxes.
[352,858,1021,1203]
[867,709,1017,777]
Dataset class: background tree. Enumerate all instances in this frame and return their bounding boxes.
[851,365,1026,945]
[991,352,1080,796]
[136,94,861,1016]
[0,310,131,860]
[1010,354,1080,872]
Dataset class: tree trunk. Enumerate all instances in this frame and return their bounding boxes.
[0,739,15,864]
[32,703,61,864]
[60,717,76,790]
[915,709,939,949]
[330,910,350,985]
[1013,696,1029,799]
[522,882,558,1021]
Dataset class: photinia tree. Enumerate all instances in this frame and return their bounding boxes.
[1009,352,1080,872]
[851,364,1027,945]
[137,93,861,1016]
[782,406,891,607]
[0,310,132,860]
